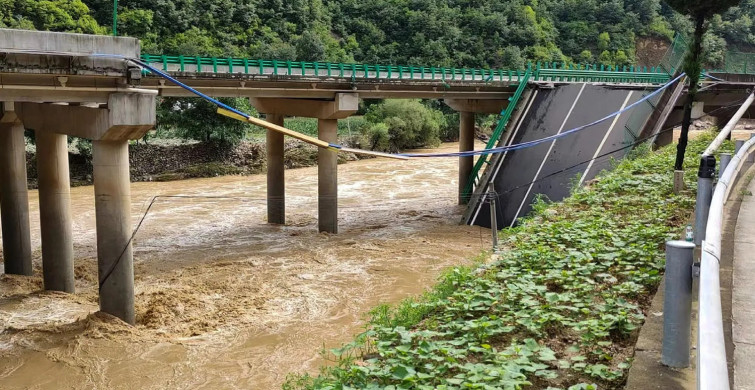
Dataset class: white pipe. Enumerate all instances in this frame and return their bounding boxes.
[703,90,755,157]
[698,136,755,390]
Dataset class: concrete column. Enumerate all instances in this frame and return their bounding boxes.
[459,111,475,204]
[318,119,338,233]
[0,120,32,275]
[93,140,134,324]
[266,114,285,225]
[36,131,75,292]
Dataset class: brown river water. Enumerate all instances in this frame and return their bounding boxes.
[0,142,489,389]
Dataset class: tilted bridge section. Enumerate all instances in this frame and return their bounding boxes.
[1,28,754,325]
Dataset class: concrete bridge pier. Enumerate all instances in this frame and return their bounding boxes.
[0,103,33,275]
[17,93,155,324]
[251,94,358,233]
[444,99,510,204]
[36,131,75,292]
[266,114,285,225]
[93,140,135,323]
[318,119,339,233]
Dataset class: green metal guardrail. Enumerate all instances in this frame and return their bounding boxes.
[716,51,755,74]
[659,34,688,76]
[140,54,673,85]
[140,54,527,83]
[533,63,670,84]
[460,68,532,202]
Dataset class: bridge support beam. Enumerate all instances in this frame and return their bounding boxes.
[459,111,475,204]
[250,94,358,233]
[266,114,285,225]
[444,99,509,204]
[36,131,75,292]
[0,104,32,275]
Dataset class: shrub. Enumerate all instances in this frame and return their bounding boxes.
[364,99,443,151]
[363,123,390,151]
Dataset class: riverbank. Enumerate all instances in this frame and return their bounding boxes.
[285,135,720,389]
[23,139,363,188]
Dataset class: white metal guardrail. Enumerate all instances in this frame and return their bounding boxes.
[696,93,755,389]
[697,136,755,390]
[661,92,755,389]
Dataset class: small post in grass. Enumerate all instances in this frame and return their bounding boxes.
[662,240,695,367]
[489,183,498,250]
[694,156,716,245]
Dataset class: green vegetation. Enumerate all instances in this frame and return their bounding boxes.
[157,97,255,144]
[280,116,367,138]
[27,0,752,69]
[363,100,446,152]
[667,0,743,170]
[6,1,755,151]
[283,134,723,390]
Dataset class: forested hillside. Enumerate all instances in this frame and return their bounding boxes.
[2,0,755,69]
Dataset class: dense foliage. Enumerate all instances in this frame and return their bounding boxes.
[363,100,445,152]
[282,134,724,390]
[3,1,753,151]
[2,0,751,69]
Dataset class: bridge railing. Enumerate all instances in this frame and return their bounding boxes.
[715,51,755,74]
[140,54,527,83]
[140,54,673,85]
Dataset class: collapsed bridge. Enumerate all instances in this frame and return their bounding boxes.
[0,28,753,325]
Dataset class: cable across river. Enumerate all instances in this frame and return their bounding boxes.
[99,54,684,161]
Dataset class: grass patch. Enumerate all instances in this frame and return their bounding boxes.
[283,133,729,390]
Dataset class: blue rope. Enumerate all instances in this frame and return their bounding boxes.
[398,72,686,158]
[98,53,684,159]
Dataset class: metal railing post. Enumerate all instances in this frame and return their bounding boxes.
[720,153,732,177]
[662,240,695,367]
[694,156,716,245]
[736,140,745,154]
[489,183,498,250]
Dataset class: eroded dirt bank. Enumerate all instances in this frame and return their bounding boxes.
[0,142,488,390]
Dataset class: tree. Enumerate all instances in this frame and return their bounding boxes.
[598,32,611,51]
[501,46,526,69]
[364,100,444,152]
[664,0,743,170]
[157,97,252,144]
[295,30,326,61]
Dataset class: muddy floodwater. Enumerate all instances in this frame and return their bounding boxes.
[0,142,489,389]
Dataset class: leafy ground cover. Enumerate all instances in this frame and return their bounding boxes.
[284,134,725,390]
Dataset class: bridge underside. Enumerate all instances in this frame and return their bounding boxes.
[467,83,648,228]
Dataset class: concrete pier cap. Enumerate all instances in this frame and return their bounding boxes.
[17,93,156,141]
[444,99,510,115]
[250,93,359,120]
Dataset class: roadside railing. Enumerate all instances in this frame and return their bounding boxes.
[139,54,674,85]
[662,91,755,390]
